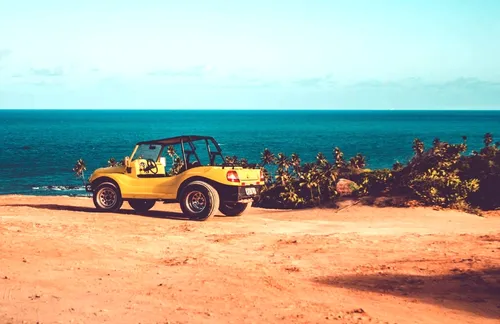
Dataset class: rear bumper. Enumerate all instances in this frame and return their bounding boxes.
[216,184,262,202]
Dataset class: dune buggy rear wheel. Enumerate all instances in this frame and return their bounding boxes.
[219,202,249,216]
[93,182,123,212]
[179,181,219,221]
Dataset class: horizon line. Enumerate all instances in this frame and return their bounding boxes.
[1,108,500,112]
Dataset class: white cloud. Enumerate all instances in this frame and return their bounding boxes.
[0,49,11,60]
[1,50,499,110]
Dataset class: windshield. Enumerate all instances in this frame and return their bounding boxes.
[132,144,162,161]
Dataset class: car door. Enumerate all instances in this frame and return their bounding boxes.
[125,157,177,199]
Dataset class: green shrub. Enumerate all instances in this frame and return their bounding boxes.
[353,169,396,197]
[408,168,479,207]
[398,137,480,210]
[254,134,500,213]
[460,133,500,209]
[254,148,364,209]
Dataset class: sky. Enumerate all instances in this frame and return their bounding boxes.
[0,0,499,109]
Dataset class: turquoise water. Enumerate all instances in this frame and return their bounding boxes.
[1,109,499,196]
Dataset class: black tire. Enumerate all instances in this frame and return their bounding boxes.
[219,202,249,216]
[179,181,220,221]
[93,182,123,212]
[128,199,156,213]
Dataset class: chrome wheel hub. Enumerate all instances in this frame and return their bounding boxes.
[186,191,207,213]
[98,188,117,208]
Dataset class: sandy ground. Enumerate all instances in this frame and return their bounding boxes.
[0,195,499,324]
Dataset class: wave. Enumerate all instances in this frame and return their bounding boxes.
[32,185,85,191]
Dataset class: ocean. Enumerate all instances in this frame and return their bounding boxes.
[0,109,499,196]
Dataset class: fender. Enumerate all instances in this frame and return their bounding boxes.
[176,176,224,200]
[90,176,121,191]
[176,176,260,203]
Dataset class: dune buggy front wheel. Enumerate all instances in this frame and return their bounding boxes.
[93,182,123,212]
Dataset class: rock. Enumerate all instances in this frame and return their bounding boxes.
[336,179,359,196]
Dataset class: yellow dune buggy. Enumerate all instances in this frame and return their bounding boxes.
[85,135,263,221]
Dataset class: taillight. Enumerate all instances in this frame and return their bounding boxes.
[260,170,265,182]
[226,170,240,182]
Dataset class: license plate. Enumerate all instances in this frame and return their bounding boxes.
[245,187,257,195]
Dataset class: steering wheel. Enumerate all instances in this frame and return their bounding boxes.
[145,159,158,174]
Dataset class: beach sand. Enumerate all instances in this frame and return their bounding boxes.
[0,195,499,324]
